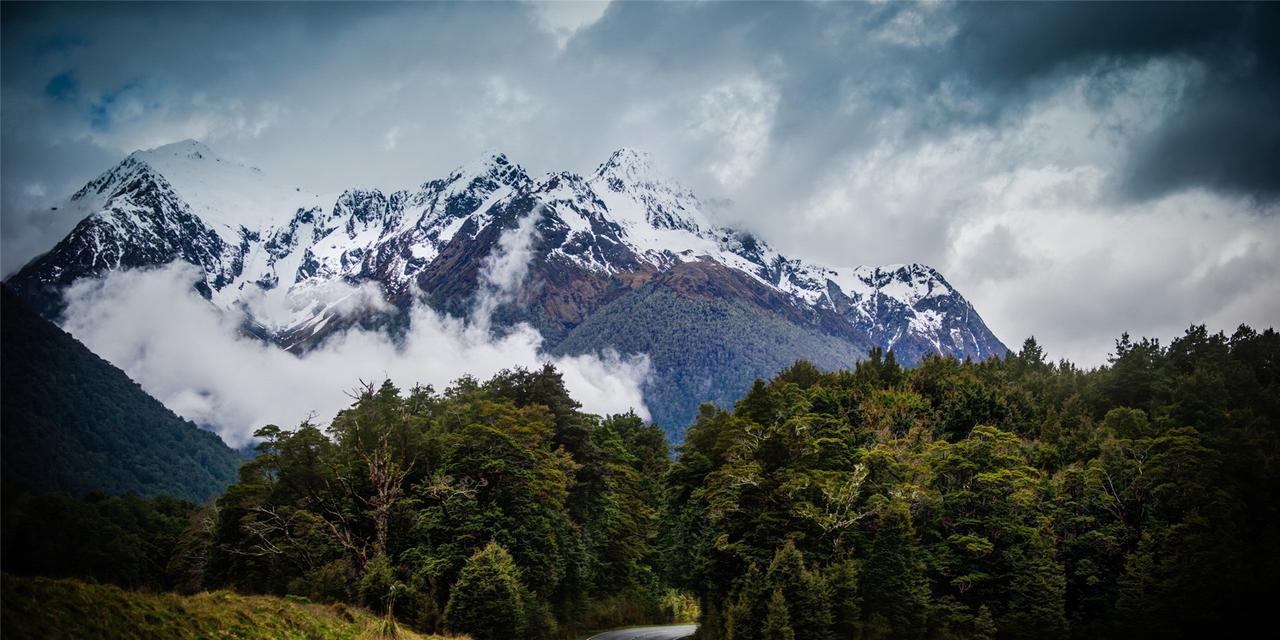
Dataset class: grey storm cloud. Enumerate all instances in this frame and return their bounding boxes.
[947,1,1280,201]
[2,0,1278,367]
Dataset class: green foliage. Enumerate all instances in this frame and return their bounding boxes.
[206,367,672,636]
[9,320,1278,640]
[825,558,862,640]
[972,605,996,640]
[0,285,242,502]
[0,483,199,590]
[666,324,1280,640]
[861,500,929,640]
[360,554,397,613]
[725,564,766,640]
[658,588,701,623]
[765,542,831,640]
[1002,539,1069,640]
[762,589,794,640]
[443,542,526,640]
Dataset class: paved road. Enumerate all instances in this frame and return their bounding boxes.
[586,624,698,640]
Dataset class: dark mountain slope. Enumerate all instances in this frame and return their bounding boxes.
[552,270,869,429]
[0,286,242,502]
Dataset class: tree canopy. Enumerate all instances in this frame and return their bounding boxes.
[665,325,1280,640]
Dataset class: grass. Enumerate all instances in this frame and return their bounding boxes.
[0,574,464,640]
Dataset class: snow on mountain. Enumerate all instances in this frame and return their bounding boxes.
[520,149,1003,362]
[129,139,323,242]
[8,140,1006,364]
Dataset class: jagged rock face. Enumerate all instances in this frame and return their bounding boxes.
[7,155,243,316]
[7,140,1008,436]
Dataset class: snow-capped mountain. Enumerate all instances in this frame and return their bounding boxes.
[7,140,1007,435]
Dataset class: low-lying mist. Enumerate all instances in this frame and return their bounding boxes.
[59,218,651,448]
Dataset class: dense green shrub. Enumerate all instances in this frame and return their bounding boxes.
[443,542,526,640]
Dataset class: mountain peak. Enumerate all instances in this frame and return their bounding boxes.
[593,147,656,184]
[439,149,529,192]
[70,154,168,205]
[860,262,957,303]
[456,149,515,174]
[135,138,219,162]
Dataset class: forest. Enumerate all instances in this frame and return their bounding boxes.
[664,325,1279,640]
[2,324,1278,640]
[0,286,243,503]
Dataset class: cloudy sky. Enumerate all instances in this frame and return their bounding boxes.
[3,0,1278,366]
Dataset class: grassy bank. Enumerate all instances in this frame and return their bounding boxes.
[0,574,460,640]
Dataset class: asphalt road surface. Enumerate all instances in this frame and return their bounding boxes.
[586,624,698,640]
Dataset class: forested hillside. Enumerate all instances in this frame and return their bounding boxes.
[0,285,243,502]
[552,283,867,431]
[664,326,1280,640]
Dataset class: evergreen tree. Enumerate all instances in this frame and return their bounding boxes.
[825,558,862,640]
[763,589,795,640]
[776,360,823,389]
[358,553,396,613]
[973,605,996,640]
[766,542,805,602]
[797,569,834,640]
[726,564,767,640]
[443,542,526,640]
[1114,538,1157,638]
[765,542,832,640]
[737,379,776,425]
[861,500,928,640]
[1002,541,1069,640]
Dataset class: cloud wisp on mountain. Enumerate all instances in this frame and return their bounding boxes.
[59,223,652,448]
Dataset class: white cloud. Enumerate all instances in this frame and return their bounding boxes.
[770,60,1280,366]
[873,1,957,48]
[529,0,611,50]
[690,76,779,187]
[482,75,539,125]
[60,259,651,449]
[472,208,541,332]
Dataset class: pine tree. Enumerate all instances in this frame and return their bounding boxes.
[766,542,805,600]
[797,569,834,640]
[860,500,928,640]
[973,605,996,640]
[766,541,832,640]
[737,378,775,425]
[763,589,795,640]
[727,564,767,640]
[1002,541,1069,640]
[826,558,862,640]
[443,542,526,640]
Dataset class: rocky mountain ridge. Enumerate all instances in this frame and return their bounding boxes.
[7,140,1007,435]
